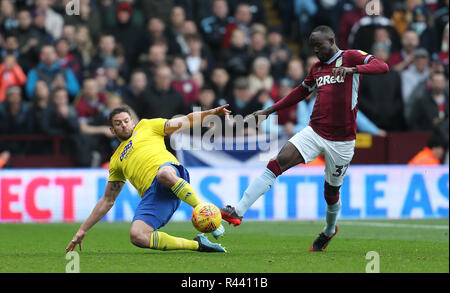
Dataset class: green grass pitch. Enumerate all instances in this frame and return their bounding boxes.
[0,219,448,273]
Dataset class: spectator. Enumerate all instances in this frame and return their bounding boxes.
[407,71,449,131]
[401,48,430,103]
[249,30,270,61]
[1,35,20,61]
[48,87,89,166]
[248,56,278,100]
[220,28,252,77]
[221,3,253,50]
[285,57,305,86]
[210,65,232,105]
[359,42,406,131]
[227,76,262,118]
[142,42,168,85]
[433,0,449,46]
[31,80,52,135]
[191,71,205,91]
[14,9,41,72]
[185,33,212,75]
[139,17,178,58]
[144,64,186,119]
[190,86,219,112]
[388,29,420,72]
[0,86,33,153]
[167,5,187,54]
[0,54,26,102]
[89,34,122,77]
[34,0,64,40]
[255,89,282,136]
[338,0,367,49]
[0,0,19,35]
[200,0,233,56]
[61,0,102,41]
[171,56,199,106]
[25,45,80,100]
[409,128,448,165]
[348,5,401,53]
[55,38,83,82]
[94,58,125,96]
[140,0,174,24]
[74,25,94,76]
[31,7,54,45]
[74,78,107,119]
[228,0,266,25]
[274,77,297,126]
[79,93,124,166]
[434,22,449,76]
[267,27,291,82]
[122,69,149,118]
[49,87,80,136]
[0,149,10,168]
[409,5,439,54]
[109,2,144,68]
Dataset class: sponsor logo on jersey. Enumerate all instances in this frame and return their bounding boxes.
[316,75,345,87]
[336,56,343,67]
[120,140,134,161]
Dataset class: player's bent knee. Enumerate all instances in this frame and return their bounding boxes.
[130,220,154,248]
[156,166,178,187]
[130,229,150,248]
[324,181,340,205]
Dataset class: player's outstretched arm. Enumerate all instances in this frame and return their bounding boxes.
[164,104,232,134]
[65,181,124,252]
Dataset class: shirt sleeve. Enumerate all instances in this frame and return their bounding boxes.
[272,65,317,112]
[108,161,126,183]
[348,50,389,74]
[146,118,169,136]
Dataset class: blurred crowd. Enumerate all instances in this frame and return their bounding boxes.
[0,0,448,167]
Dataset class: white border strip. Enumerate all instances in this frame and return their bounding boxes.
[340,221,449,230]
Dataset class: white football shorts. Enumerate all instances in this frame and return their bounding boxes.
[288,126,355,186]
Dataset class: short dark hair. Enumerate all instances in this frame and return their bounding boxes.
[311,25,335,39]
[109,106,132,126]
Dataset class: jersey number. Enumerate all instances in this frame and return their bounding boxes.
[332,164,349,177]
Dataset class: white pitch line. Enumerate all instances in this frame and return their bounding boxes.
[339,221,449,230]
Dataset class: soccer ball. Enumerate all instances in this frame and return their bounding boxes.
[191,203,222,233]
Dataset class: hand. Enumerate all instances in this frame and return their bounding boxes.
[332,66,357,79]
[210,104,232,120]
[66,229,86,252]
[244,109,270,125]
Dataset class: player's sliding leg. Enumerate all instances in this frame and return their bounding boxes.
[221,142,305,226]
[310,182,341,252]
[157,165,202,208]
[130,220,225,252]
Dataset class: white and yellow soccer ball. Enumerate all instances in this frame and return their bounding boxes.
[191,203,222,233]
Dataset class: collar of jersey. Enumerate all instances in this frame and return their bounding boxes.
[325,50,343,64]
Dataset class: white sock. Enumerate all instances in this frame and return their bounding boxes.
[236,168,276,217]
[324,199,341,236]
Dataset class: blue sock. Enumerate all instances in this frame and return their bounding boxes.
[324,199,341,236]
[236,168,276,217]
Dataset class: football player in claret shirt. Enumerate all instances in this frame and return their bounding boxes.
[66,105,231,253]
[221,25,389,251]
